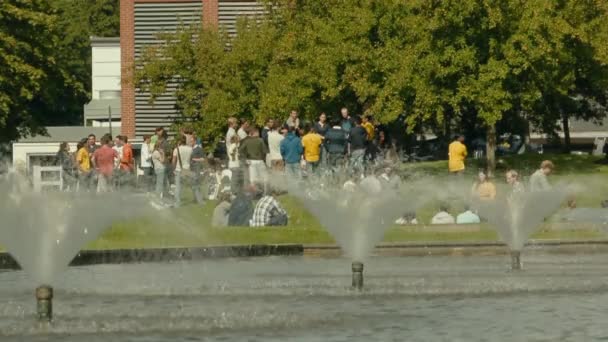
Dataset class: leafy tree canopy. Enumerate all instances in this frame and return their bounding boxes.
[0,0,118,143]
[136,0,608,154]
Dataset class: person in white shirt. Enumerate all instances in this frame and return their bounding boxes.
[237,120,250,140]
[227,135,241,191]
[140,135,153,192]
[267,123,285,171]
[172,135,202,207]
[151,141,166,197]
[431,204,455,224]
[226,117,238,150]
[529,160,554,192]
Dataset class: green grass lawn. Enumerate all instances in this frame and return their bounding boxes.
[3,153,598,251]
[84,152,608,249]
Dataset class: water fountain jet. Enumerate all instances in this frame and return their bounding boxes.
[510,250,522,270]
[351,261,364,290]
[0,171,151,322]
[477,189,567,271]
[35,285,53,322]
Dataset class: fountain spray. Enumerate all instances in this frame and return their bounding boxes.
[352,261,364,290]
[35,285,53,322]
[510,250,522,270]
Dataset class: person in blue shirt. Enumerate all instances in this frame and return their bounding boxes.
[456,204,481,224]
[340,107,355,135]
[280,126,303,179]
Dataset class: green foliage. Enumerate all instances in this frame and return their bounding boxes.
[0,0,119,143]
[136,0,608,148]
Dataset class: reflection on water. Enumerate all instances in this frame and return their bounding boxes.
[1,255,608,341]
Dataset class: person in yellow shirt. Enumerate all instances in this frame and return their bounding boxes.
[362,115,375,141]
[471,170,496,200]
[301,124,324,175]
[76,138,92,191]
[448,135,467,174]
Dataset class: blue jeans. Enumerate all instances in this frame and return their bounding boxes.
[286,163,301,179]
[155,168,165,197]
[174,170,204,207]
[350,149,365,175]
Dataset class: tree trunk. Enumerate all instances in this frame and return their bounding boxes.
[486,125,496,177]
[562,113,571,153]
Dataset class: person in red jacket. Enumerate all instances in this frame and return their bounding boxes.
[116,135,134,189]
[92,134,118,192]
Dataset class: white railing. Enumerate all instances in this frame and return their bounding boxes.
[32,165,63,192]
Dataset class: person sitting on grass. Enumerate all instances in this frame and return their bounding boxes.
[228,185,257,227]
[431,204,455,225]
[395,212,418,225]
[250,186,288,227]
[456,204,481,224]
[212,192,232,227]
[529,160,554,191]
[471,170,496,201]
[506,169,524,195]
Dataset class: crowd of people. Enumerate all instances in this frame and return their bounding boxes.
[53,107,565,228]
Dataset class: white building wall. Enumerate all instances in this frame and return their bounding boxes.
[92,45,121,100]
[12,143,78,173]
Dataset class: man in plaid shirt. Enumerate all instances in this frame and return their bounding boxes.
[251,188,288,227]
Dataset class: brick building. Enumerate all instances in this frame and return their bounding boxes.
[120,0,264,140]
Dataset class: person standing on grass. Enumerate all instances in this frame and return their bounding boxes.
[56,142,75,191]
[191,137,206,203]
[151,141,166,198]
[237,120,250,141]
[325,119,348,172]
[448,135,467,176]
[267,122,285,172]
[151,126,164,150]
[340,107,355,136]
[239,127,269,185]
[280,126,304,179]
[349,116,368,176]
[117,135,134,189]
[92,134,118,193]
[172,135,203,207]
[261,118,274,147]
[314,113,330,167]
[227,135,242,192]
[301,124,324,176]
[226,117,238,150]
[140,135,153,192]
[314,112,330,137]
[285,109,300,131]
[76,138,92,191]
[529,160,554,192]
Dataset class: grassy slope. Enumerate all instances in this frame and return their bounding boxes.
[86,153,608,249]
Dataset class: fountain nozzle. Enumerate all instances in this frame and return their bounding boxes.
[352,261,364,290]
[35,285,53,322]
[510,250,522,270]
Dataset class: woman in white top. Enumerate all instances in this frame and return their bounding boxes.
[171,135,197,207]
[151,141,166,197]
[267,123,285,171]
[140,135,153,191]
[227,135,241,192]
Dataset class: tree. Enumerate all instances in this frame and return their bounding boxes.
[135,0,608,164]
[0,0,58,141]
[0,0,119,143]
